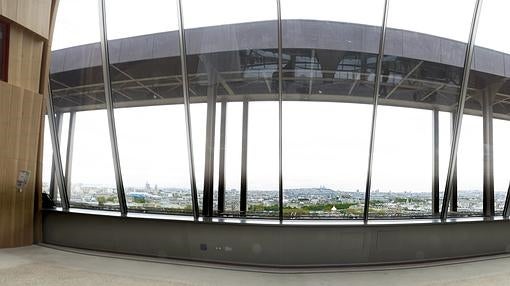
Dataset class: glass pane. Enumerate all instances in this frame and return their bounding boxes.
[70,110,117,209]
[191,103,207,213]
[42,116,52,195]
[50,0,117,210]
[386,0,475,42]
[475,0,510,54]
[370,106,432,217]
[454,0,510,217]
[247,102,279,217]
[42,113,70,204]
[494,119,510,213]
[370,0,476,218]
[281,0,384,100]
[280,0,384,219]
[456,115,483,215]
[438,112,452,210]
[223,102,243,213]
[104,0,192,214]
[380,0,476,107]
[182,0,278,217]
[283,102,370,218]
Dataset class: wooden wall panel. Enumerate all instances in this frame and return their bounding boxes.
[8,24,44,93]
[0,0,51,39]
[0,81,43,248]
[0,0,56,248]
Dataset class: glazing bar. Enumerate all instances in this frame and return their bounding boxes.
[363,0,390,222]
[98,0,128,215]
[177,0,200,220]
[277,0,284,220]
[440,0,483,220]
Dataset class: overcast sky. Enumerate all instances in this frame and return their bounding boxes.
[44,0,510,194]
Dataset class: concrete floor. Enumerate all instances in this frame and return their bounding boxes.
[1,246,510,285]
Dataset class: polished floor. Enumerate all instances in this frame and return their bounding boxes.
[1,245,510,285]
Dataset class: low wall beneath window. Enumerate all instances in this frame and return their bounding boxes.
[42,210,510,267]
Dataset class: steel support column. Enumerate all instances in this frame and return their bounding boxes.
[440,0,483,220]
[363,0,390,222]
[240,101,249,216]
[217,100,227,214]
[98,0,128,215]
[277,0,284,220]
[64,112,76,200]
[46,86,69,210]
[450,112,458,212]
[482,89,495,217]
[177,0,200,220]
[202,83,217,217]
[432,109,440,215]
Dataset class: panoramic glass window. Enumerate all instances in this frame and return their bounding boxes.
[50,0,118,210]
[280,0,384,219]
[46,0,510,221]
[182,0,278,217]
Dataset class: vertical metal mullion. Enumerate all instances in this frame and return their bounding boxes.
[177,0,199,220]
[49,112,63,201]
[277,0,284,220]
[46,86,69,210]
[64,112,76,201]
[203,84,217,217]
[440,0,483,220]
[482,90,494,217]
[217,100,227,214]
[98,0,128,215]
[240,101,249,216]
[432,109,440,215]
[363,0,390,222]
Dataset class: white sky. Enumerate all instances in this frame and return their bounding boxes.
[44,0,510,195]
